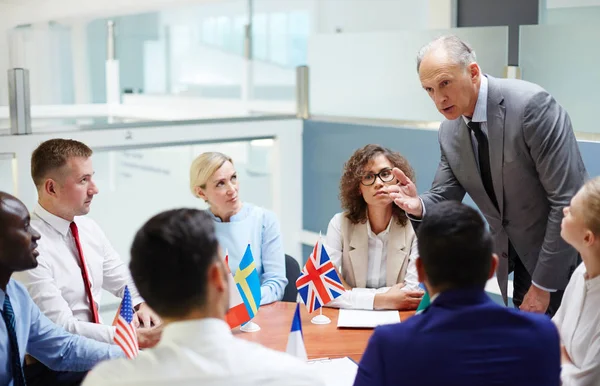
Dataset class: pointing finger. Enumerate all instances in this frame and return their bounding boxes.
[392,167,412,186]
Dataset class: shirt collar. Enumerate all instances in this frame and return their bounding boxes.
[0,280,17,311]
[431,288,491,308]
[34,202,72,237]
[160,318,232,347]
[462,74,488,125]
[0,284,6,311]
[583,269,600,291]
[208,203,251,223]
[366,215,392,239]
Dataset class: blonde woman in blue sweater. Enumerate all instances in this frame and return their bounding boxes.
[190,152,287,305]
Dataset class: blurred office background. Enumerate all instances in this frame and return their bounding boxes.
[1,0,599,317]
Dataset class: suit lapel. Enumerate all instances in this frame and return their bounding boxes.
[486,77,506,216]
[386,221,407,287]
[348,222,369,288]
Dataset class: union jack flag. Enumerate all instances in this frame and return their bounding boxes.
[296,238,345,313]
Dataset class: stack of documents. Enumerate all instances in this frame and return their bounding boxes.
[308,357,358,386]
[337,309,400,328]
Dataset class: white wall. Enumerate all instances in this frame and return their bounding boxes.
[2,0,221,28]
[427,0,456,29]
[165,43,294,89]
[7,24,70,105]
[543,0,600,24]
[315,0,428,33]
[0,0,456,108]
[309,26,509,122]
[547,0,600,8]
[3,0,454,31]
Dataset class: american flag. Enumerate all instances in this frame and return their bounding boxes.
[296,238,346,313]
[113,286,139,359]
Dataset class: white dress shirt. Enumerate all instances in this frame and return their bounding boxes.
[83,318,325,386]
[13,203,142,344]
[553,262,600,386]
[324,213,420,310]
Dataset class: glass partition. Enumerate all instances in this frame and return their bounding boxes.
[0,116,301,316]
[308,26,509,121]
[92,140,273,267]
[91,139,273,313]
[7,24,75,106]
[4,0,308,113]
[519,24,600,133]
[0,153,16,194]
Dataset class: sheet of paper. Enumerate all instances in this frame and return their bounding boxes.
[308,357,358,386]
[337,308,400,328]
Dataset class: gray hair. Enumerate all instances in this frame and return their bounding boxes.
[416,35,477,72]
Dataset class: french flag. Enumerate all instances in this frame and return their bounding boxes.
[286,303,307,360]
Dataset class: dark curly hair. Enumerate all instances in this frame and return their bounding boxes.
[340,144,415,226]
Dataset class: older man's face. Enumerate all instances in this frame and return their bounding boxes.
[419,50,480,120]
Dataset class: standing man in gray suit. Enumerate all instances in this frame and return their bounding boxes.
[388,35,587,316]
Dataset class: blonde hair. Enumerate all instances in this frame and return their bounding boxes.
[189,152,233,198]
[581,176,600,235]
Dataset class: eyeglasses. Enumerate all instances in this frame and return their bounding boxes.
[360,167,395,186]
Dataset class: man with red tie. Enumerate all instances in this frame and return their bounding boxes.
[14,139,162,385]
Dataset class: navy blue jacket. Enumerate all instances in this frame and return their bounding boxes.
[353,289,560,386]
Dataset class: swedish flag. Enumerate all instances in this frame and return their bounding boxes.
[233,244,262,318]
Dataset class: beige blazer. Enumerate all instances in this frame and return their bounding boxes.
[339,214,416,288]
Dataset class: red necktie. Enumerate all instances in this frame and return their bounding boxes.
[70,222,100,324]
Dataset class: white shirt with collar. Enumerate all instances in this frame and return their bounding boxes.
[13,202,143,344]
[83,318,326,386]
[553,263,600,386]
[324,213,420,310]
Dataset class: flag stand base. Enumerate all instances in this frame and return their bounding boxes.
[240,321,261,332]
[310,314,331,325]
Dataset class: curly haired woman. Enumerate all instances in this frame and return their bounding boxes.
[325,144,423,310]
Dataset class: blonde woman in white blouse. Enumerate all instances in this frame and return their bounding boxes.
[325,145,424,311]
[554,176,600,386]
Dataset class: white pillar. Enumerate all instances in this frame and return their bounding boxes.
[242,24,253,108]
[242,0,254,111]
[105,21,120,106]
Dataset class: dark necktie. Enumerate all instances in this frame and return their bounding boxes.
[70,222,100,323]
[468,121,499,210]
[2,294,27,386]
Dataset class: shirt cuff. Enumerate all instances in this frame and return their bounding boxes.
[131,294,144,308]
[355,290,376,310]
[531,281,557,293]
[406,197,426,222]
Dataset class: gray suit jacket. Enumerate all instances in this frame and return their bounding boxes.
[419,75,587,302]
